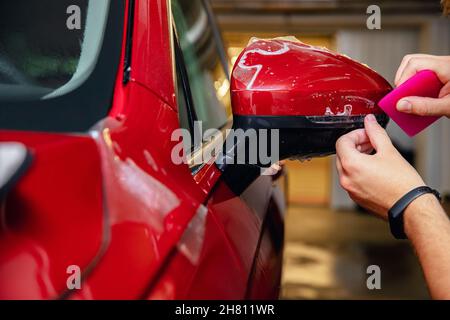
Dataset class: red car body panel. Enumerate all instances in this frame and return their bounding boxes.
[231,38,392,117]
[0,0,285,299]
[0,133,104,299]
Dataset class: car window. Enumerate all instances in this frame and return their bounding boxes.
[0,0,124,132]
[171,0,231,135]
[0,0,110,101]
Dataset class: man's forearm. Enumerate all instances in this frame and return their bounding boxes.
[404,194,450,299]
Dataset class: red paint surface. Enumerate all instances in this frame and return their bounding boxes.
[231,38,392,117]
[0,133,104,299]
[0,0,284,300]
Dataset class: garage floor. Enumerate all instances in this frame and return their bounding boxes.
[281,206,431,299]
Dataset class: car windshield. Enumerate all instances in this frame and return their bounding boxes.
[0,0,109,100]
[0,0,124,132]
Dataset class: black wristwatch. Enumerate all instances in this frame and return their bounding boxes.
[388,186,442,239]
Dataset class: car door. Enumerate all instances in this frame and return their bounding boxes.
[168,0,278,299]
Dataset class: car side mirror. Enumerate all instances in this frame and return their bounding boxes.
[216,37,392,193]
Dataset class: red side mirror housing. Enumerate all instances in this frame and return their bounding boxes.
[228,37,392,161]
[231,37,392,118]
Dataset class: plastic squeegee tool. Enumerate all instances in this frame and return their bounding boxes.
[378,70,444,137]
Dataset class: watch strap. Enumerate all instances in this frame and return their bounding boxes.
[388,186,441,239]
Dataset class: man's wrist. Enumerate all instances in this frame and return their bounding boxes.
[404,193,445,238]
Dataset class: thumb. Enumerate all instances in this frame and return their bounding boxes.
[396,95,450,117]
[364,114,392,152]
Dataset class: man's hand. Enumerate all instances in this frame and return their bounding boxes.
[336,116,450,300]
[395,54,450,118]
[335,114,425,219]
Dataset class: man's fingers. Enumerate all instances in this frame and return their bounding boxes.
[439,82,450,99]
[396,57,433,86]
[335,129,370,172]
[336,129,369,156]
[357,142,374,154]
[364,115,392,152]
[347,128,370,146]
[396,95,450,117]
[395,56,410,86]
[395,54,432,86]
[396,56,450,86]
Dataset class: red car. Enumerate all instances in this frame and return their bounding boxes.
[0,0,391,300]
[0,0,286,299]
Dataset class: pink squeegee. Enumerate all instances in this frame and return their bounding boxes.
[378,70,444,137]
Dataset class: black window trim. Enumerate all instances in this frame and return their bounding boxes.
[173,28,198,143]
[123,0,135,84]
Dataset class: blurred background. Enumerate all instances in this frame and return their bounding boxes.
[211,0,450,299]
